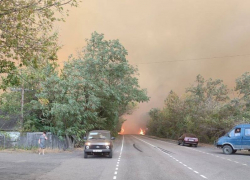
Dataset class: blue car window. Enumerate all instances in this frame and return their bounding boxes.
[245,129,250,136]
[234,128,241,136]
[229,129,235,137]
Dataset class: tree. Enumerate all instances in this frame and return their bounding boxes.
[0,0,79,88]
[0,62,55,130]
[235,72,250,105]
[147,108,161,136]
[186,74,229,103]
[33,32,149,146]
[146,75,232,143]
[233,72,250,124]
[82,32,149,132]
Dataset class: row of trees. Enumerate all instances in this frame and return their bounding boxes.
[0,32,149,147]
[147,74,250,143]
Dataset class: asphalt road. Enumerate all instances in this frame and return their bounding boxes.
[0,135,250,180]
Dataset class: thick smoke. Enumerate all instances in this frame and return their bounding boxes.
[56,0,250,134]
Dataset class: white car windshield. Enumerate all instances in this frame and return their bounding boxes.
[88,132,110,140]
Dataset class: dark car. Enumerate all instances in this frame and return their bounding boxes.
[84,130,115,158]
[178,133,198,147]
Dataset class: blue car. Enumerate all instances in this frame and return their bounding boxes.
[216,124,250,154]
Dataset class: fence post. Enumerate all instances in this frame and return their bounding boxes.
[52,134,53,149]
[3,135,5,149]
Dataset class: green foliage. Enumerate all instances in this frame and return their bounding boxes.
[235,72,250,106]
[0,61,59,131]
[32,32,149,140]
[0,92,21,118]
[147,74,248,143]
[0,0,79,88]
[23,115,45,132]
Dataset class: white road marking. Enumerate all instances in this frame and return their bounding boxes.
[133,136,208,179]
[113,135,124,179]
[183,144,249,167]
[201,175,208,179]
[120,135,124,156]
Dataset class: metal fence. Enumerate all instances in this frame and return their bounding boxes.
[0,132,68,150]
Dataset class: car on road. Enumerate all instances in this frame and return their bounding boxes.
[177,133,198,147]
[83,130,115,158]
[216,124,250,154]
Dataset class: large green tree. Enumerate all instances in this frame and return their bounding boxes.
[33,32,149,147]
[0,0,79,89]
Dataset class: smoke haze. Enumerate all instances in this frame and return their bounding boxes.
[56,0,250,134]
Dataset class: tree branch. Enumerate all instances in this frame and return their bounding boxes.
[0,0,41,16]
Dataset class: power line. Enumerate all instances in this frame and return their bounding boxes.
[131,53,250,65]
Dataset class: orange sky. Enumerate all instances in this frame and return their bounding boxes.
[56,0,250,134]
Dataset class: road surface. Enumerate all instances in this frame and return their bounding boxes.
[0,135,250,180]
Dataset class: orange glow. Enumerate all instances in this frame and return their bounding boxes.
[118,127,125,134]
[139,128,145,135]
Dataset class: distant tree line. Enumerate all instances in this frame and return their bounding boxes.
[146,73,250,143]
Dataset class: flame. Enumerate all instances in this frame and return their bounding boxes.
[118,127,125,134]
[139,128,145,135]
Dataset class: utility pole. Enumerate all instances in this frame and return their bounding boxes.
[10,87,33,128]
[20,85,24,127]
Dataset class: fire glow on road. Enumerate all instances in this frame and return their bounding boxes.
[139,128,145,135]
[118,127,125,135]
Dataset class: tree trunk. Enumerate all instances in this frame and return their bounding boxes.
[66,135,74,149]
